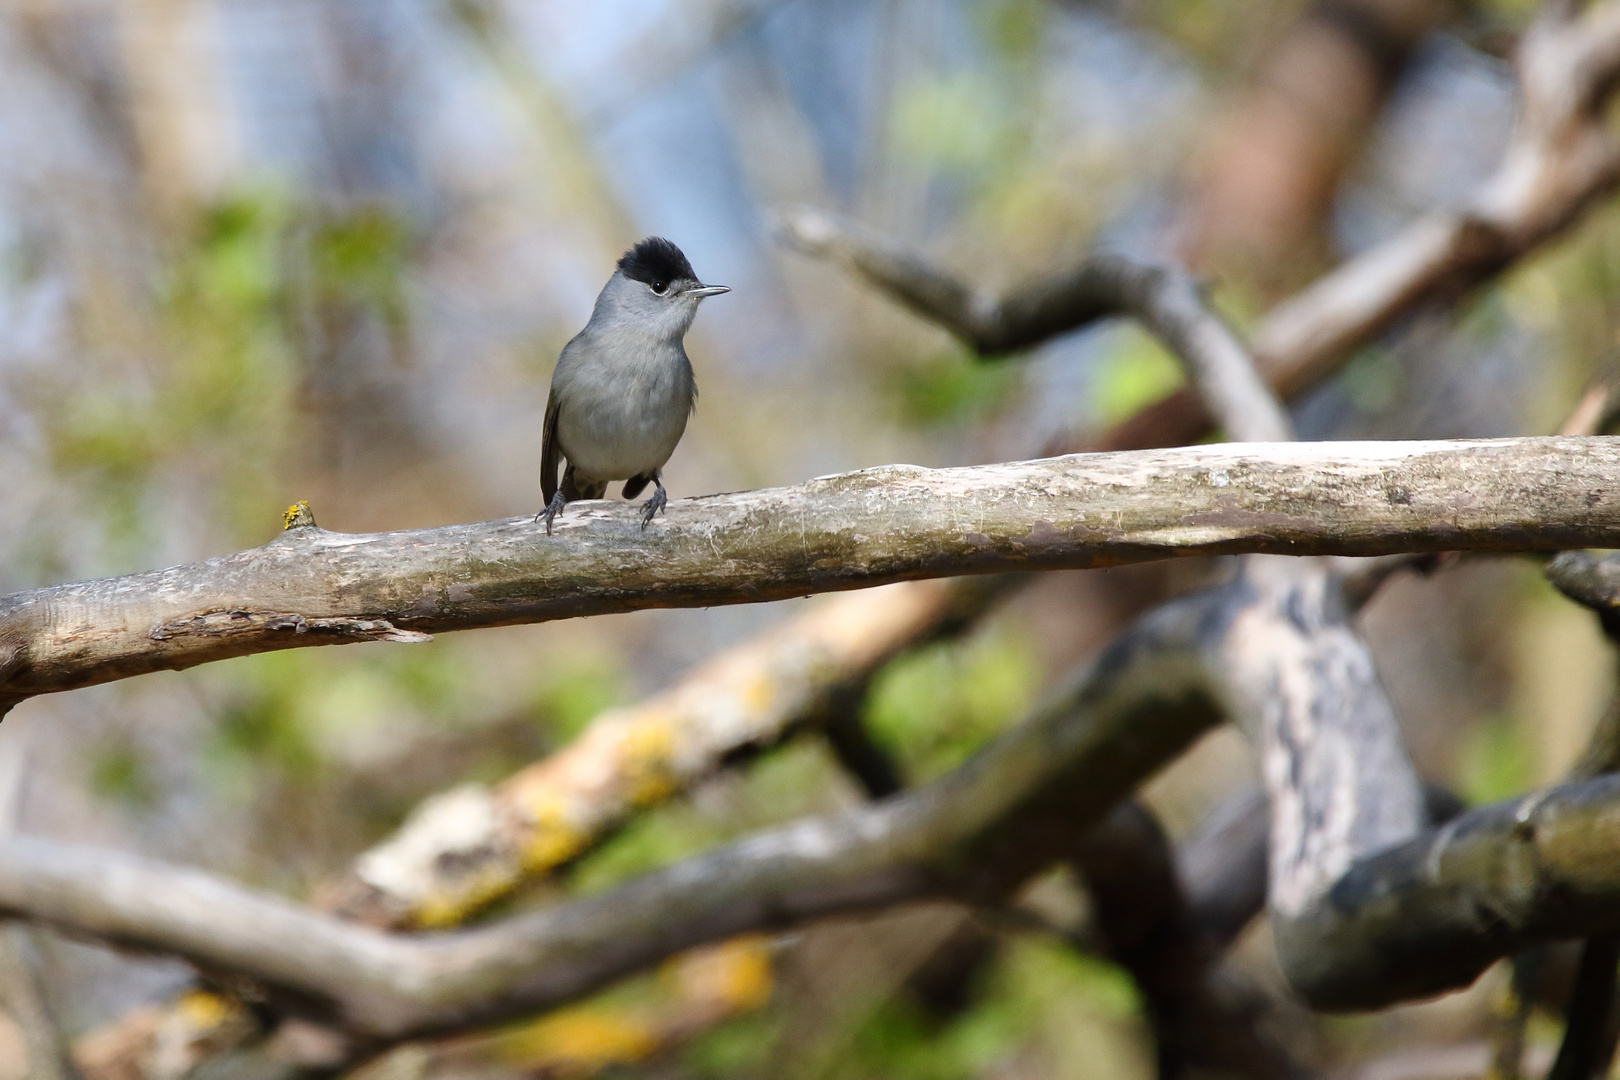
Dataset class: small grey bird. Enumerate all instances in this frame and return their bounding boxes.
[538,238,728,534]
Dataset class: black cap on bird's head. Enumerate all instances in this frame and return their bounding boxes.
[618,237,696,288]
[616,237,730,300]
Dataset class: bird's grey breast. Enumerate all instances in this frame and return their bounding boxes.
[551,327,696,483]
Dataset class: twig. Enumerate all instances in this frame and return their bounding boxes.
[1273,771,1620,1009]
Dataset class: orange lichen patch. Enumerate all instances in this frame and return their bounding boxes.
[488,937,775,1078]
[740,671,778,715]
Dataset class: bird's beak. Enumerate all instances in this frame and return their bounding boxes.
[684,284,730,298]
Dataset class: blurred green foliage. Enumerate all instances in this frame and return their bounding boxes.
[1090,324,1186,428]
[979,0,1047,61]
[1456,712,1533,806]
[863,623,1039,782]
[45,193,298,557]
[889,346,1022,429]
[304,207,413,341]
[88,735,160,810]
[36,191,416,565]
[1338,346,1404,416]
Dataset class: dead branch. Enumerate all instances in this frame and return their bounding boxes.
[773,220,1291,443]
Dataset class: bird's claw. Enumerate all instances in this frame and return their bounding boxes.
[639,484,667,530]
[537,491,566,535]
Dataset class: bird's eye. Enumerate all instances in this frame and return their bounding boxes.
[651,280,668,295]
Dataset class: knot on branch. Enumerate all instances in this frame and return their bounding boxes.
[283,501,318,530]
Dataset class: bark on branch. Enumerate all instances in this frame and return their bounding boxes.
[4,437,1619,707]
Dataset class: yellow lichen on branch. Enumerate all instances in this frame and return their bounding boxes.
[282,501,316,530]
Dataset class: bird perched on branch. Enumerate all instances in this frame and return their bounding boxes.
[538,237,729,534]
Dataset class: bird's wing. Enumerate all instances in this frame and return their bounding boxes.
[541,390,562,504]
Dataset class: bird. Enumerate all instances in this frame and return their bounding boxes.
[537,238,729,535]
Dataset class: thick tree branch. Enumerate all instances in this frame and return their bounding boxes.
[1548,550,1620,638]
[1250,0,1620,400]
[4,437,1620,707]
[31,566,1620,1038]
[1547,935,1620,1080]
[1,584,1236,1039]
[1177,789,1271,948]
[1275,772,1620,1010]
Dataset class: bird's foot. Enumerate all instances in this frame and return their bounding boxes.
[639,482,667,530]
[537,490,566,535]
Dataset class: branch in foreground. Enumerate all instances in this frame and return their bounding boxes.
[24,533,1620,1046]
[4,437,1619,706]
[1,584,1234,1039]
[1547,550,1620,638]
